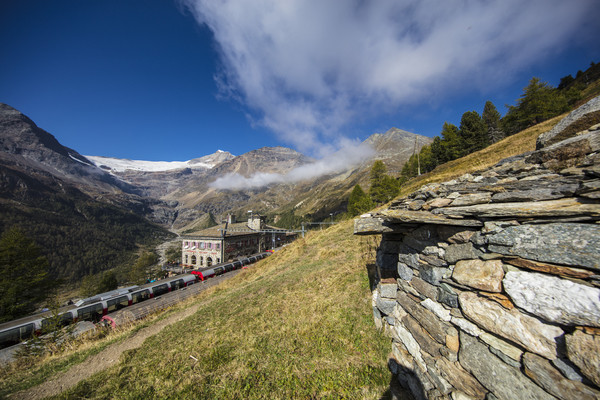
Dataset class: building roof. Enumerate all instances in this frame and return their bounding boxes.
[182,222,256,239]
[182,222,293,240]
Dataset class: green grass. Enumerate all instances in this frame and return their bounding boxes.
[7,223,391,399]
[1,112,569,399]
[0,305,185,399]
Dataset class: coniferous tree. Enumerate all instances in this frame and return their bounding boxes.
[482,101,505,144]
[430,136,447,165]
[369,160,399,204]
[0,227,52,322]
[459,111,488,154]
[347,185,374,216]
[440,122,463,160]
[502,77,569,135]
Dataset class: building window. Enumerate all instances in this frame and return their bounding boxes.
[184,241,189,248]
[199,256,204,266]
[207,257,213,267]
[191,255,197,265]
[200,242,205,249]
[216,243,221,250]
[185,255,188,264]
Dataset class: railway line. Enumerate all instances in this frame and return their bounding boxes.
[0,252,270,364]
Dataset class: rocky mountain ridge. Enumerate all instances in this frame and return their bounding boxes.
[0,103,131,194]
[0,102,430,232]
[81,128,430,229]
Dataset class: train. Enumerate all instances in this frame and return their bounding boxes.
[0,252,270,351]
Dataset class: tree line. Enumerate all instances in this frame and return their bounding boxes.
[400,62,598,180]
[347,61,599,217]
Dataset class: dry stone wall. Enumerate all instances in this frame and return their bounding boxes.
[355,96,600,400]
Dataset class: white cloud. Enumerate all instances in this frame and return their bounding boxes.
[210,140,374,190]
[182,0,597,155]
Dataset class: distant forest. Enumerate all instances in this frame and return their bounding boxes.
[0,166,172,283]
[399,61,600,180]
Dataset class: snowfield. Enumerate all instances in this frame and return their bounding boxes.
[86,150,231,172]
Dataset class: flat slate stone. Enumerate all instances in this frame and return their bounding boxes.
[380,209,483,227]
[523,352,600,400]
[503,257,594,279]
[452,259,504,292]
[504,271,600,327]
[566,328,600,387]
[438,197,600,219]
[488,223,600,270]
[449,192,492,207]
[435,356,487,399]
[459,332,556,400]
[459,292,562,359]
[444,243,483,264]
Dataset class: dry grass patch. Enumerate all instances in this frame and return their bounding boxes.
[46,221,391,399]
[397,114,565,198]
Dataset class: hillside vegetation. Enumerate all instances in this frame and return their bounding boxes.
[0,167,172,282]
[2,223,392,399]
[0,110,568,399]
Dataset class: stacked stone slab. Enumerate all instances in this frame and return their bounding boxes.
[355,96,600,400]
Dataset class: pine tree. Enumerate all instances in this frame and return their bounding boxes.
[440,122,463,160]
[482,101,505,144]
[0,227,52,322]
[347,185,373,216]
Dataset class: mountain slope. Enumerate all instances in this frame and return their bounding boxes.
[170,130,431,230]
[0,104,132,193]
[0,109,568,399]
[0,104,173,281]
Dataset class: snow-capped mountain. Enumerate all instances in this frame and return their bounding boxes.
[86,150,234,173]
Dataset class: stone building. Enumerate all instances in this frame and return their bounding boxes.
[181,215,294,268]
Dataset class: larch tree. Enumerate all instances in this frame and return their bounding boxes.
[369,160,399,204]
[459,111,488,154]
[347,184,373,216]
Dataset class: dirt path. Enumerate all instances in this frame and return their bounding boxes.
[11,272,239,400]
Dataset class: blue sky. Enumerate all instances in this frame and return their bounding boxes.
[1,0,599,162]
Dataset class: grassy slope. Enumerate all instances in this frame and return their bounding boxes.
[0,113,567,399]
[52,224,390,399]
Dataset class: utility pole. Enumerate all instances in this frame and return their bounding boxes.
[413,136,421,176]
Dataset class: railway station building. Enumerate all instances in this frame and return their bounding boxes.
[181,215,295,268]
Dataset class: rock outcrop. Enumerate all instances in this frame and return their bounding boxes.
[356,96,600,400]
